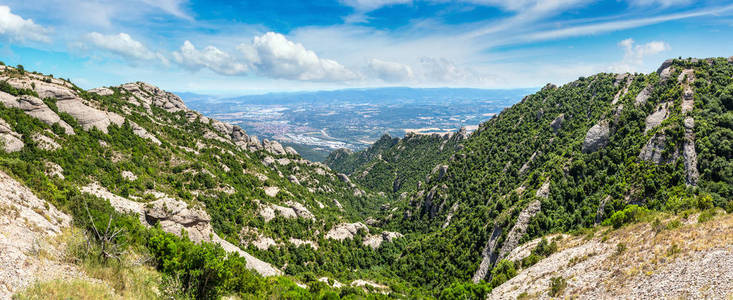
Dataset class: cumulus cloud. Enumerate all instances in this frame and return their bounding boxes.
[368,58,414,82]
[172,41,249,75]
[87,32,159,61]
[610,38,670,73]
[237,32,359,81]
[0,5,50,42]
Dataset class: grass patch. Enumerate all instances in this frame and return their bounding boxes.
[13,279,118,300]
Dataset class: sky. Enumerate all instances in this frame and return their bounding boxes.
[0,0,731,95]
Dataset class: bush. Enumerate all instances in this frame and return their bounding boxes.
[489,260,517,288]
[603,205,650,228]
[548,276,566,297]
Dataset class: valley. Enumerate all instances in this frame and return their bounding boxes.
[0,57,731,299]
[183,88,533,161]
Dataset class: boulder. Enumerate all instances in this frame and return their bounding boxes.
[582,121,610,153]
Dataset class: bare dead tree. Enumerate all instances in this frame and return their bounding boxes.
[84,203,125,263]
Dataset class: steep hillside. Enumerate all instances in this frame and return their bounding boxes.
[1,56,731,299]
[0,62,407,298]
[325,129,467,195]
[382,57,732,291]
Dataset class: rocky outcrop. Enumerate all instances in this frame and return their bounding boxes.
[44,161,64,179]
[289,238,318,249]
[582,121,610,153]
[550,114,564,132]
[325,222,368,241]
[644,102,671,133]
[120,82,188,113]
[88,87,114,96]
[488,213,733,299]
[612,74,633,104]
[0,91,74,134]
[81,183,146,224]
[31,132,60,151]
[682,117,699,186]
[496,200,543,263]
[472,225,503,283]
[3,77,123,134]
[635,85,653,106]
[258,201,314,222]
[639,133,671,164]
[363,231,404,249]
[0,118,23,152]
[82,184,281,276]
[427,164,448,183]
[130,121,161,145]
[0,170,72,298]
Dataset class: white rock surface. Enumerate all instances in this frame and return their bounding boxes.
[363,231,404,249]
[0,118,23,152]
[121,170,138,181]
[0,91,74,134]
[325,222,368,241]
[32,133,60,151]
[289,238,319,249]
[0,170,72,298]
[582,121,610,153]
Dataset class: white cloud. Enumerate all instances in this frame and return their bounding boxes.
[418,57,494,84]
[0,5,50,42]
[172,41,249,75]
[238,32,359,81]
[519,4,733,43]
[340,0,411,23]
[139,0,192,20]
[368,58,414,82]
[340,0,411,11]
[87,32,159,61]
[610,38,670,73]
[626,0,692,7]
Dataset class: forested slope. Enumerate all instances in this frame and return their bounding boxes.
[377,57,732,291]
[325,130,467,195]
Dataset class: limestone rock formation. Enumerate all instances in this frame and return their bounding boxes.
[325,222,368,241]
[644,102,672,133]
[0,170,72,298]
[582,121,610,153]
[0,118,23,152]
[550,114,564,132]
[635,85,653,106]
[363,231,404,249]
[0,91,74,134]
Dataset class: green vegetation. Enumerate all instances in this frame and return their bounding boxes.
[1,58,731,299]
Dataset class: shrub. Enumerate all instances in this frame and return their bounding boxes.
[548,276,566,297]
[603,205,650,228]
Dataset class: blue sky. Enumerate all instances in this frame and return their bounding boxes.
[0,0,731,94]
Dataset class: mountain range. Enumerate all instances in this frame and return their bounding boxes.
[0,57,731,299]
